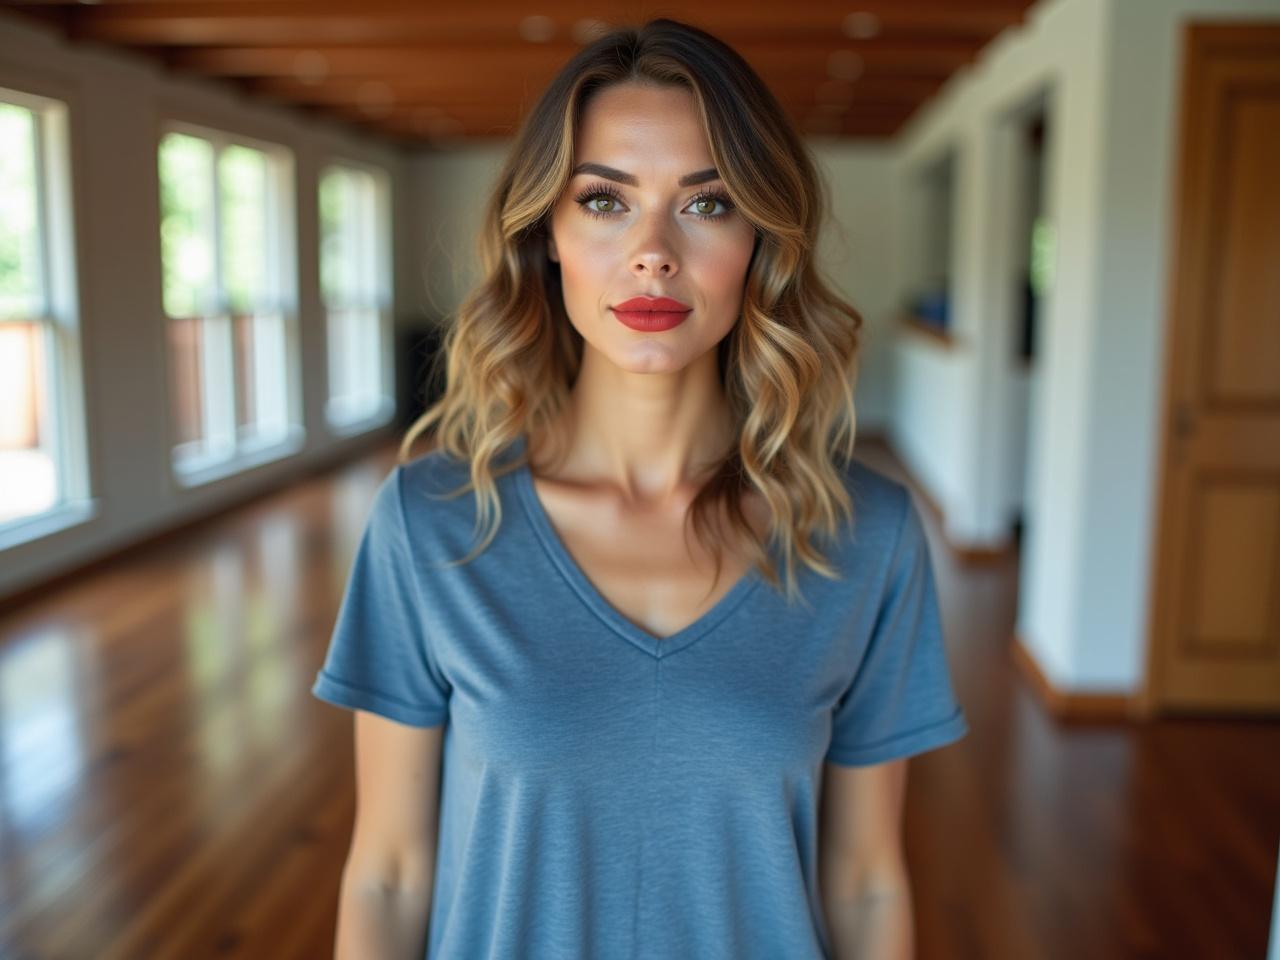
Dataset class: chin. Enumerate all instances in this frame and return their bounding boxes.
[610,345,692,375]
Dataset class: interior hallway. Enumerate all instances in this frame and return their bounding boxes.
[0,435,1276,959]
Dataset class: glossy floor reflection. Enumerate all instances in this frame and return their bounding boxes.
[0,438,1276,959]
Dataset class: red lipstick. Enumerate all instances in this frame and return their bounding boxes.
[610,296,692,332]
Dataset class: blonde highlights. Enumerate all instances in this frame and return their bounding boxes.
[401,18,864,607]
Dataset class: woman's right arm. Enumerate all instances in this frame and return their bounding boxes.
[333,709,445,960]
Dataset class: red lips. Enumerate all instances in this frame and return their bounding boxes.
[612,296,691,312]
[610,296,692,332]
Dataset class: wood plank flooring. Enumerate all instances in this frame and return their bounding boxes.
[0,439,1276,959]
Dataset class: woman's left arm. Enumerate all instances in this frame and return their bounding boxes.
[818,758,914,960]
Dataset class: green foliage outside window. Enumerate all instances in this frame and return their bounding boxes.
[159,132,215,319]
[0,103,41,320]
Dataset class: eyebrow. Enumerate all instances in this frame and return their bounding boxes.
[570,162,721,187]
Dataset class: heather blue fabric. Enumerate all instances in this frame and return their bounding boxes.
[311,434,969,960]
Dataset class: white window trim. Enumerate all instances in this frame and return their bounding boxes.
[0,84,93,551]
[157,119,304,491]
[319,158,395,434]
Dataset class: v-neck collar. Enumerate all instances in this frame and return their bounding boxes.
[510,434,763,660]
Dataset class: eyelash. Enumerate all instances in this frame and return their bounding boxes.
[573,182,736,221]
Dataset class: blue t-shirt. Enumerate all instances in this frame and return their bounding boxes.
[311,435,969,959]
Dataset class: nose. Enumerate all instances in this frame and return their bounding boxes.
[629,217,679,278]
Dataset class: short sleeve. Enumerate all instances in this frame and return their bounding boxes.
[825,491,969,766]
[311,465,450,728]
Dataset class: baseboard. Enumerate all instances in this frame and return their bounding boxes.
[1010,632,1141,722]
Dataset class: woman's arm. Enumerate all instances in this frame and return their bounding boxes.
[334,871,436,959]
[333,710,445,959]
[819,758,914,960]
[822,882,913,959]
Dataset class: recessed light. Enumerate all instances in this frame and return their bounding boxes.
[519,15,556,43]
[842,12,880,39]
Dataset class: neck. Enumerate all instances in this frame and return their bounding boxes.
[529,347,736,508]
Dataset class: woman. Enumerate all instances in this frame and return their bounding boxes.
[312,17,969,960]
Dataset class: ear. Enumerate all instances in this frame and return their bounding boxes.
[547,232,559,263]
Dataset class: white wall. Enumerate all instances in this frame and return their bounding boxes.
[890,0,1280,692]
[811,141,900,431]
[410,144,511,321]
[0,14,417,602]
[896,0,1117,691]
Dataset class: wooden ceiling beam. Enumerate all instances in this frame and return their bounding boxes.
[318,101,919,141]
[242,74,946,109]
[65,1,1029,46]
[324,98,916,122]
[164,40,977,78]
[5,0,1031,145]
[371,112,912,148]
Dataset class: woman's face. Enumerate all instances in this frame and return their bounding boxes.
[547,82,757,374]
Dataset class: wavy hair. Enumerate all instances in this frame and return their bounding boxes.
[400,17,864,607]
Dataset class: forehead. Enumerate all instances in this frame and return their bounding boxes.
[574,83,713,170]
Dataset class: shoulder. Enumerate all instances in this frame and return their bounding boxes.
[390,444,528,562]
[387,447,479,531]
[396,438,524,498]
[398,445,473,497]
[842,458,912,531]
[830,457,928,578]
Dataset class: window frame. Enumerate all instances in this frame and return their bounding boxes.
[0,81,95,552]
[318,156,395,434]
[157,118,304,489]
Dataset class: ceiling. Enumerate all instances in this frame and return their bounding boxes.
[1,0,1039,149]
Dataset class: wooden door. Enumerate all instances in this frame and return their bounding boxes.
[1144,24,1280,716]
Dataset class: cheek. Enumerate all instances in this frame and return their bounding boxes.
[556,231,618,298]
[694,231,755,303]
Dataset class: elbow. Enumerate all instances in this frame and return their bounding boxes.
[342,837,437,892]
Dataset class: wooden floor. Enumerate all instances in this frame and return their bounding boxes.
[0,439,1277,959]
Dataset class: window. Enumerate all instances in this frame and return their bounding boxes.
[158,124,300,483]
[0,88,91,541]
[904,147,955,335]
[319,163,393,430]
[1029,215,1055,299]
